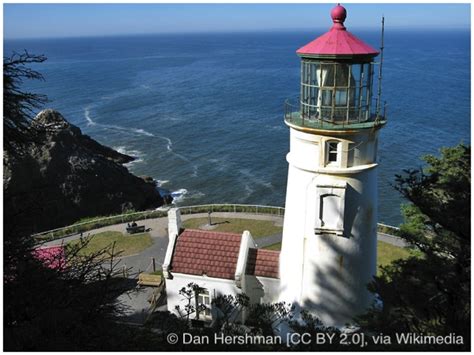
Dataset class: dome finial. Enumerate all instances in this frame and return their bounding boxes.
[331,4,347,24]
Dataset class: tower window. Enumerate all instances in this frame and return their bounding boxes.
[328,142,339,163]
[315,182,347,236]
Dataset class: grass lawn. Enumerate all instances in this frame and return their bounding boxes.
[377,240,422,273]
[67,231,153,257]
[263,241,420,275]
[182,217,282,239]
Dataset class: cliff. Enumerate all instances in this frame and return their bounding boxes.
[4,109,167,235]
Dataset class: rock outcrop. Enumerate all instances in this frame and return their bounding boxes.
[4,109,167,235]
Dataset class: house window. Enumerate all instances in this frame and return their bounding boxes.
[196,290,212,321]
[326,141,339,166]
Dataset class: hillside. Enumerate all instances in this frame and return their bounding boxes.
[4,109,167,235]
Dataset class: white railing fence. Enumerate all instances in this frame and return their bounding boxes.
[32,203,399,242]
[32,204,285,242]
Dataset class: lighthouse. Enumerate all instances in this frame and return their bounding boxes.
[279,4,386,326]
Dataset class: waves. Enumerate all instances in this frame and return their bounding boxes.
[85,104,278,208]
[84,106,155,137]
[84,107,197,175]
[169,189,206,204]
[114,146,142,158]
[113,146,145,167]
[156,186,190,204]
[170,188,188,203]
[85,107,96,126]
[155,134,198,177]
[156,180,170,187]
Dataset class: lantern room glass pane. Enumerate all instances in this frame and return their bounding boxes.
[335,64,350,86]
[320,64,334,87]
[322,90,332,106]
[335,89,347,106]
[352,64,361,85]
[299,60,374,123]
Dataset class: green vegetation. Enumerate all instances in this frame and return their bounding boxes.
[34,210,168,242]
[359,144,470,349]
[33,204,285,242]
[149,269,163,276]
[179,204,284,216]
[4,51,48,147]
[376,241,421,274]
[4,52,141,351]
[183,217,282,239]
[35,203,401,243]
[67,231,153,257]
[264,241,419,275]
[377,224,400,236]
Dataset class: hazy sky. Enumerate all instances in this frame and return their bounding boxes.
[3,3,471,39]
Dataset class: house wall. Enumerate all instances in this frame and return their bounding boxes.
[166,273,242,320]
[257,276,280,303]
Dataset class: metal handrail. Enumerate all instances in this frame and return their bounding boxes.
[32,203,399,242]
[32,204,286,242]
[284,98,387,129]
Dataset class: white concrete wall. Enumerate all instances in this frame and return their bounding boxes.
[241,274,280,305]
[162,208,182,278]
[235,231,255,289]
[166,273,242,320]
[279,126,380,326]
[258,276,280,304]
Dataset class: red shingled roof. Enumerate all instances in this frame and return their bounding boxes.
[246,248,280,279]
[296,5,378,58]
[170,229,242,280]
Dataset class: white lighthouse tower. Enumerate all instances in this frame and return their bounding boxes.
[279,4,386,326]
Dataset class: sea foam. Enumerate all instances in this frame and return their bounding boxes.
[113,146,145,167]
[84,107,154,137]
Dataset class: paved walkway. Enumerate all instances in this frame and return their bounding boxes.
[39,212,406,325]
[42,212,405,275]
[378,232,407,247]
[254,233,282,248]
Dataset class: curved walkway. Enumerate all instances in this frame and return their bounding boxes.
[40,212,406,324]
[42,211,405,276]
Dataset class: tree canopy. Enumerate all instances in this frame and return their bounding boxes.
[3,51,48,148]
[359,143,470,350]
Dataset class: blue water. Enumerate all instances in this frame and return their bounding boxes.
[4,29,470,225]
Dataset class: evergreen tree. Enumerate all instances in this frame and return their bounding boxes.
[359,144,470,350]
[3,51,48,149]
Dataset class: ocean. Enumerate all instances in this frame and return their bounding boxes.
[4,29,470,225]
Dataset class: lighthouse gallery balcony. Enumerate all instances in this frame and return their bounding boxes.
[284,98,386,131]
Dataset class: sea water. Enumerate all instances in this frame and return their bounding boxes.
[4,29,470,225]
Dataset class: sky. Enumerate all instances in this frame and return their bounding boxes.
[3,3,471,40]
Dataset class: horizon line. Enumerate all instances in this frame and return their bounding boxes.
[4,25,470,41]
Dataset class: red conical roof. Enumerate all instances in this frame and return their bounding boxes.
[297,4,379,59]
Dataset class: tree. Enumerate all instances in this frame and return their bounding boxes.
[3,234,137,351]
[174,282,207,321]
[245,301,294,337]
[359,143,470,350]
[212,293,249,333]
[3,50,48,148]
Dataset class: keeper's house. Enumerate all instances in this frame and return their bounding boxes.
[163,208,279,322]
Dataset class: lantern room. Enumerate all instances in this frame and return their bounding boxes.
[285,4,386,129]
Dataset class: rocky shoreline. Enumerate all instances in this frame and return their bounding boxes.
[4,109,170,235]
